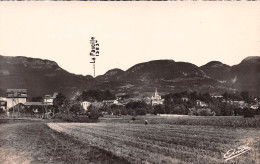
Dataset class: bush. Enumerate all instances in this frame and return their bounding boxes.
[135,108,146,115]
[197,108,214,116]
[188,108,215,116]
[243,108,255,118]
[87,105,101,120]
[255,107,260,115]
[234,107,244,116]
[54,112,95,122]
[153,104,165,115]
[70,103,83,115]
[188,108,197,116]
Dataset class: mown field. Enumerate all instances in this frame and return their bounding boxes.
[0,119,129,164]
[48,116,260,164]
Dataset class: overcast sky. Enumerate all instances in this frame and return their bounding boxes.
[0,2,259,77]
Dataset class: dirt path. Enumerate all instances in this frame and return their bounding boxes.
[0,120,129,164]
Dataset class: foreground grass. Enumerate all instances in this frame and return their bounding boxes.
[0,119,129,164]
[48,116,260,164]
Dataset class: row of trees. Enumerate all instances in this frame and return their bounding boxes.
[100,91,259,117]
[102,101,151,116]
[101,101,260,117]
[163,91,257,104]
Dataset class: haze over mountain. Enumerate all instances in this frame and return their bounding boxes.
[0,55,259,98]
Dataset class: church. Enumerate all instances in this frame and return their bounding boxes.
[151,88,164,106]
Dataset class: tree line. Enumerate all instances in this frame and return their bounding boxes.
[11,90,259,120]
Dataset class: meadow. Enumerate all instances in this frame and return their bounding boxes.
[48,115,260,164]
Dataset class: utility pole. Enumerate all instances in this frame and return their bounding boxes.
[11,91,15,118]
[17,92,21,118]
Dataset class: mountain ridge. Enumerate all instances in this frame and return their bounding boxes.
[0,55,259,98]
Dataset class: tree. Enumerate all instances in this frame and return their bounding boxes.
[87,105,100,120]
[31,97,43,102]
[243,107,255,118]
[220,103,234,116]
[233,107,244,116]
[197,108,214,116]
[255,106,260,115]
[70,102,83,115]
[240,91,249,102]
[189,91,198,101]
[153,104,165,115]
[135,108,146,115]
[53,93,68,115]
[126,101,147,110]
[80,90,115,102]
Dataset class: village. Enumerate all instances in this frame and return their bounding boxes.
[0,88,259,119]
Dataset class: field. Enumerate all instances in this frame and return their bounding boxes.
[0,119,128,164]
[48,115,260,164]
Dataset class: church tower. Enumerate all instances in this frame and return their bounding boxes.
[151,88,163,106]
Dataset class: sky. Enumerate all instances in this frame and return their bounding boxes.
[0,2,259,77]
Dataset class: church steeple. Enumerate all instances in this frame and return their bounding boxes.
[151,88,163,106]
[154,88,158,97]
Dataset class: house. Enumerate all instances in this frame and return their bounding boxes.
[181,97,189,102]
[91,101,104,108]
[0,97,7,111]
[6,89,27,109]
[211,95,223,99]
[43,92,58,106]
[151,89,164,106]
[250,104,259,110]
[196,100,208,107]
[81,101,91,111]
[103,100,119,106]
[0,100,7,111]
[0,97,6,101]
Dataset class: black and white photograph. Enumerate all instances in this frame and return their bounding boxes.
[0,1,259,164]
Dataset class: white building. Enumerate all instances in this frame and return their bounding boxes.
[103,100,119,106]
[196,100,208,107]
[250,104,259,110]
[6,89,27,109]
[151,88,164,106]
[81,101,91,111]
[0,101,7,111]
[43,92,58,106]
[0,97,6,101]
[181,97,189,102]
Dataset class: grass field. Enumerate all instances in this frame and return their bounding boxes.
[0,119,129,164]
[48,115,260,164]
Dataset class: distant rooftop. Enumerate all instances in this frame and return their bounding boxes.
[6,89,27,98]
[7,89,27,93]
[24,102,52,106]
[24,102,43,106]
